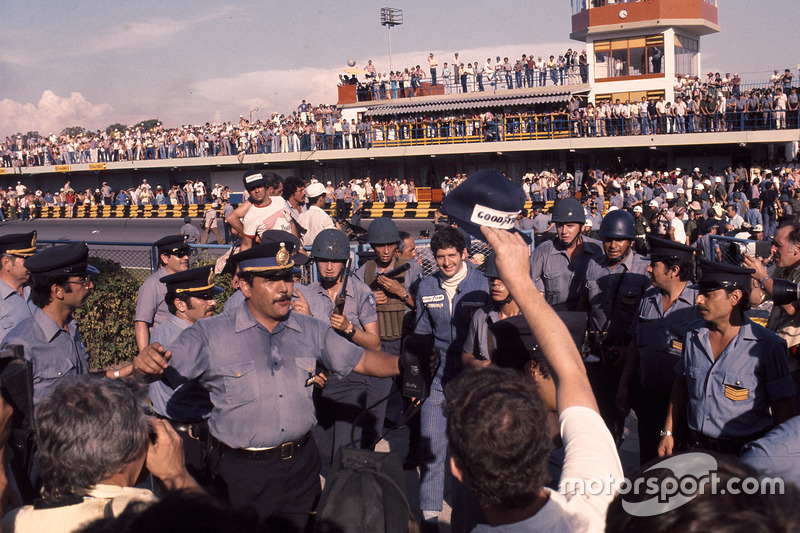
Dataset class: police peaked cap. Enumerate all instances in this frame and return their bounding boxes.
[260,230,309,266]
[693,259,753,291]
[647,236,695,260]
[24,243,99,277]
[232,241,299,275]
[155,235,190,255]
[161,265,223,299]
[440,169,530,243]
[0,231,37,257]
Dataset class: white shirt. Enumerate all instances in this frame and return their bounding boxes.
[671,216,687,244]
[297,205,336,246]
[472,407,622,533]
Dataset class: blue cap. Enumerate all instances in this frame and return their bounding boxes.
[647,236,696,260]
[693,259,753,291]
[0,231,37,257]
[440,169,529,243]
[160,265,223,299]
[24,243,99,276]
[232,241,299,275]
[155,235,190,255]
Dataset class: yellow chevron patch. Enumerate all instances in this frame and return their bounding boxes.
[724,384,749,401]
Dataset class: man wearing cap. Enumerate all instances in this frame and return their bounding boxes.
[658,260,796,457]
[617,236,699,464]
[149,265,222,481]
[0,232,38,344]
[530,198,603,310]
[133,241,403,530]
[225,170,294,251]
[298,229,381,466]
[134,235,191,351]
[1,243,119,405]
[180,217,201,244]
[296,182,339,246]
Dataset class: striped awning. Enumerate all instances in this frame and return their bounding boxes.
[364,92,573,117]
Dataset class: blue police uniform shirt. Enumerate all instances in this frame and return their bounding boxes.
[135,267,171,330]
[302,278,377,330]
[675,319,795,439]
[462,306,500,360]
[1,307,90,405]
[415,265,489,384]
[632,284,700,394]
[161,304,364,449]
[0,280,36,345]
[221,289,245,316]
[149,314,212,422]
[583,251,651,343]
[530,236,603,310]
[740,415,800,486]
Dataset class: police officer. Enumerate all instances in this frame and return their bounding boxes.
[580,209,651,433]
[530,197,602,311]
[135,235,190,350]
[632,205,650,255]
[659,260,797,457]
[616,236,699,464]
[1,243,122,405]
[462,253,520,369]
[0,232,38,344]
[298,229,381,464]
[149,265,222,481]
[414,226,489,527]
[133,241,402,530]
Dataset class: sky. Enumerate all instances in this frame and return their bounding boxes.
[1,0,798,138]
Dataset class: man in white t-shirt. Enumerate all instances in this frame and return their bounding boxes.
[446,227,623,533]
[225,170,297,251]
[669,206,687,244]
[296,182,339,246]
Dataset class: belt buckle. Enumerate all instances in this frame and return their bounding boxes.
[187,424,199,441]
[280,442,293,460]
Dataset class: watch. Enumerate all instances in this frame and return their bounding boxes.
[660,430,673,437]
[401,292,410,303]
[345,325,357,339]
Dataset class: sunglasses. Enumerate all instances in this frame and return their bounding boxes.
[169,251,190,258]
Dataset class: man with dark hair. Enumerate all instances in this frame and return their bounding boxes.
[414,226,488,529]
[1,243,125,405]
[447,226,622,531]
[2,376,199,532]
[133,241,403,530]
[134,235,191,350]
[282,176,307,225]
[659,260,796,457]
[745,221,800,408]
[0,232,38,344]
[617,236,700,464]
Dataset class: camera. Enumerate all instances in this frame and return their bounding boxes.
[399,334,437,399]
[771,278,800,306]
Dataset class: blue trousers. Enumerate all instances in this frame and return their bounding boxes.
[419,379,447,512]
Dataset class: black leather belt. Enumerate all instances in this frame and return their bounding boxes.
[688,430,763,455]
[213,432,311,461]
[156,415,208,441]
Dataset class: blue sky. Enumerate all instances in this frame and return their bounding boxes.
[1,0,797,137]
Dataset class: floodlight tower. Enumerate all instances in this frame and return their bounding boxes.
[380,7,403,72]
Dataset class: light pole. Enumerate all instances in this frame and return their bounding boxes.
[250,108,259,123]
[380,7,403,72]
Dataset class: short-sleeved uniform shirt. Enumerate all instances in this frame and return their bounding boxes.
[675,319,795,439]
[632,284,700,394]
[530,236,603,311]
[162,305,364,449]
[0,280,36,345]
[1,307,90,405]
[302,277,377,331]
[135,267,171,330]
[740,415,800,486]
[462,306,500,361]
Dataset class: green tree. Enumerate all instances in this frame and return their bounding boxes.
[61,126,86,138]
[105,123,127,135]
[25,131,39,141]
[134,118,160,131]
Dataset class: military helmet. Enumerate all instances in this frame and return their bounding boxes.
[550,198,586,224]
[311,229,350,260]
[598,209,636,240]
[366,217,400,245]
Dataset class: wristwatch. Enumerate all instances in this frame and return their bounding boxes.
[345,325,357,339]
[660,430,673,437]
[400,292,410,303]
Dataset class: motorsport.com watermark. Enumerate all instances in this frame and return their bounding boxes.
[561,453,785,517]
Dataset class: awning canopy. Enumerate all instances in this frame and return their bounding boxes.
[363,92,574,117]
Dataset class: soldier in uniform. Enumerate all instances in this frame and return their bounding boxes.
[529,197,603,310]
[0,232,38,344]
[580,209,651,435]
[616,236,700,464]
[1,243,124,405]
[134,235,190,350]
[659,260,797,457]
[295,229,382,465]
[149,265,222,482]
[461,254,520,369]
[414,226,489,528]
[133,241,403,530]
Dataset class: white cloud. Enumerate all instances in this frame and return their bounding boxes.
[0,91,113,136]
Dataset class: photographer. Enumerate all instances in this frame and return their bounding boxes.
[744,221,800,408]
